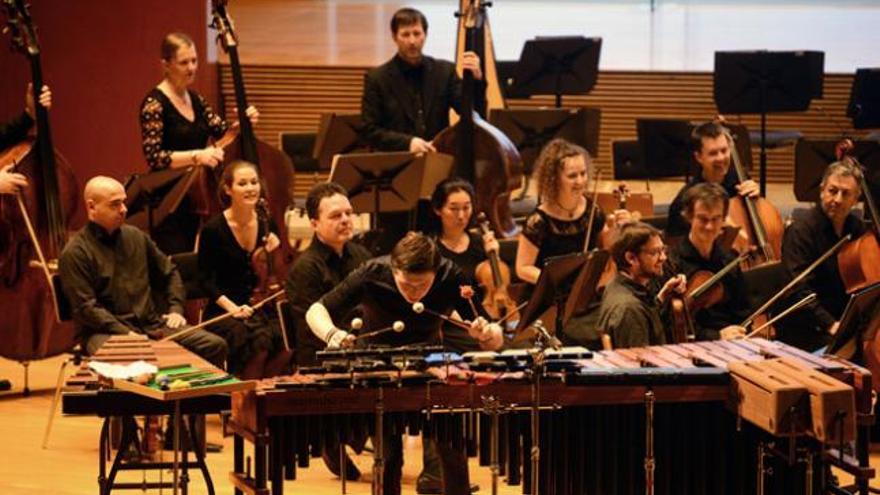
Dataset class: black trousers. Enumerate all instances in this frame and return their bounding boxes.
[380,430,470,495]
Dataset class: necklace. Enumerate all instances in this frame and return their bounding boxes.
[553,196,580,218]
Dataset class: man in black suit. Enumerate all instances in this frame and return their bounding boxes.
[361,7,485,153]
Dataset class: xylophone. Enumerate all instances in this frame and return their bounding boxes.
[228,339,874,495]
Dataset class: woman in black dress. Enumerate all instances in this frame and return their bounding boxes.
[139,32,258,254]
[515,138,631,284]
[197,160,287,378]
[429,178,499,352]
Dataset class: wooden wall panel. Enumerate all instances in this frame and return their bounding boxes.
[219,65,859,193]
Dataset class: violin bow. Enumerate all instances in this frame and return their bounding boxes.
[583,169,603,252]
[160,289,285,342]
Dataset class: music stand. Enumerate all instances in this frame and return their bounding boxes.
[637,118,754,180]
[489,107,600,175]
[511,36,602,107]
[827,281,880,360]
[794,139,880,203]
[314,112,369,170]
[562,250,611,325]
[847,68,880,130]
[514,252,587,336]
[329,151,453,230]
[714,50,823,195]
[611,140,647,181]
[125,167,199,235]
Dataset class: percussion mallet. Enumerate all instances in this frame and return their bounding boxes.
[412,302,472,331]
[354,321,405,341]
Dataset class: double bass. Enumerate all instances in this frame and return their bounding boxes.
[434,0,523,238]
[0,0,80,372]
[204,0,296,263]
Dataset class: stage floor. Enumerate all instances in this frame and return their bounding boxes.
[224,0,880,72]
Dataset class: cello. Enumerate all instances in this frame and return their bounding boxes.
[0,0,80,376]
[720,120,784,266]
[835,139,880,293]
[434,0,523,238]
[207,0,296,263]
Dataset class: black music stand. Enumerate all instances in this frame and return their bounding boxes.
[124,167,198,235]
[314,112,369,170]
[514,252,587,336]
[562,250,610,325]
[489,107,600,172]
[827,281,880,360]
[847,68,880,130]
[511,36,602,107]
[794,139,880,203]
[611,140,647,181]
[714,50,823,195]
[329,151,453,230]
[637,118,754,180]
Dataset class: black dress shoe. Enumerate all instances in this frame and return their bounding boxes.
[322,446,361,481]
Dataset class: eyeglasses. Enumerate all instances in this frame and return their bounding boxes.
[640,246,667,257]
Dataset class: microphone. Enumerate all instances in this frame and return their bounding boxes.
[531,319,562,350]
[354,320,405,340]
[412,302,471,330]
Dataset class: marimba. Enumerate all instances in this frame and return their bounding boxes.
[228,339,874,495]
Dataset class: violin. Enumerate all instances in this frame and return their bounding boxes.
[668,252,749,343]
[717,118,784,267]
[250,198,284,307]
[474,212,519,323]
[835,138,880,293]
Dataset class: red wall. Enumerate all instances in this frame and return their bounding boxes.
[0,0,216,213]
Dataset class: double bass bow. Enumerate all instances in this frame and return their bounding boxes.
[209,0,295,262]
[0,0,80,370]
[434,0,523,238]
[835,139,880,293]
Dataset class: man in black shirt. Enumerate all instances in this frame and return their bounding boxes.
[598,223,687,348]
[361,7,484,153]
[668,183,748,341]
[306,232,501,495]
[58,176,227,365]
[778,160,866,350]
[666,121,760,238]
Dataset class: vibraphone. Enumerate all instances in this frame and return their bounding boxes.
[61,335,252,495]
[228,339,874,495]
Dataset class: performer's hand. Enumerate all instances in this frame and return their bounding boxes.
[196,146,224,168]
[478,322,503,350]
[0,163,29,195]
[327,329,354,349]
[162,312,187,329]
[25,83,51,118]
[719,325,746,340]
[735,179,760,199]
[264,233,281,253]
[657,274,687,303]
[232,304,255,319]
[608,209,637,229]
[462,51,483,80]
[409,137,436,153]
[244,105,259,126]
[482,230,500,254]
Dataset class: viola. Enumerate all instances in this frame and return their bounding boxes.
[434,0,523,238]
[716,118,784,267]
[834,138,880,293]
[474,212,519,323]
[205,0,296,265]
[250,198,284,307]
[0,0,80,367]
[668,252,748,343]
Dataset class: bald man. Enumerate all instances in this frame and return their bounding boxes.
[58,176,227,363]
